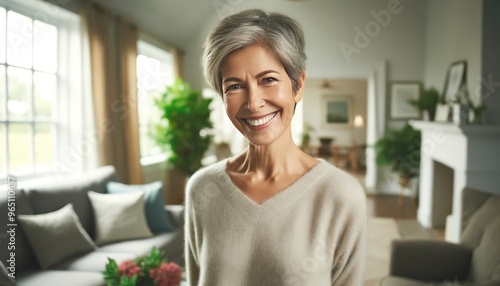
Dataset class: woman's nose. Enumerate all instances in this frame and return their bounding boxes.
[246,87,265,112]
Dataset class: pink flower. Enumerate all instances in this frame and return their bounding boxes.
[118,260,142,278]
[149,262,182,286]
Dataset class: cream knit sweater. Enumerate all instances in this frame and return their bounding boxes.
[185,159,367,286]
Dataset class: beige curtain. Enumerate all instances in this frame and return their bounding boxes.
[82,3,144,184]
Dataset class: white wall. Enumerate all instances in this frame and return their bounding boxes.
[423,0,483,105]
[481,0,500,124]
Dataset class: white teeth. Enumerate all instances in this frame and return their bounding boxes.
[245,112,277,126]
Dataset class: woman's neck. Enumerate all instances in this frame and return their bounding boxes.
[229,134,316,182]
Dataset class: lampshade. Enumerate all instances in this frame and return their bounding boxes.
[353,115,364,127]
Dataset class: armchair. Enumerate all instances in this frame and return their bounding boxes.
[381,188,500,286]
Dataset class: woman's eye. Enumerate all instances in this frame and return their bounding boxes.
[226,84,243,92]
[262,77,277,84]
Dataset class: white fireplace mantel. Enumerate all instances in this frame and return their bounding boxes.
[410,120,500,242]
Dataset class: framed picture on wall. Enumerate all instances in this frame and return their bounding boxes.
[390,81,421,119]
[442,60,467,103]
[321,94,353,128]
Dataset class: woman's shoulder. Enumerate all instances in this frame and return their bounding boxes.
[187,159,228,189]
[314,160,366,204]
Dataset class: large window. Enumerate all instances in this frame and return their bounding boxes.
[0,0,82,182]
[136,39,175,161]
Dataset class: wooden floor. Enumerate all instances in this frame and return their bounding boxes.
[365,193,445,240]
[339,167,446,239]
[366,194,418,219]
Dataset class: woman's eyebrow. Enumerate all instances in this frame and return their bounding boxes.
[222,77,242,83]
[223,70,280,84]
[255,70,279,78]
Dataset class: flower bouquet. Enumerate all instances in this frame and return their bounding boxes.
[103,246,182,286]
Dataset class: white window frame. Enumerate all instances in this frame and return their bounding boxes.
[0,0,84,184]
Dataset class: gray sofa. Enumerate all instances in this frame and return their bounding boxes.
[381,187,500,286]
[0,166,184,286]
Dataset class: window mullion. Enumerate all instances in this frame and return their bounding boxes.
[30,77,35,175]
[2,8,7,174]
[4,122,8,174]
[29,16,34,174]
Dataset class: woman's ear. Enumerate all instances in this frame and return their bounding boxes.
[294,71,306,103]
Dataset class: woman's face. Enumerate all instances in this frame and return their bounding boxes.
[220,43,304,147]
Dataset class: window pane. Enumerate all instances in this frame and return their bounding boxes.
[33,21,57,73]
[7,67,32,119]
[34,72,56,119]
[139,125,161,158]
[8,123,32,175]
[0,8,6,63]
[137,54,162,92]
[0,66,5,119]
[137,40,176,159]
[34,123,54,173]
[138,89,161,125]
[0,124,5,176]
[7,11,33,68]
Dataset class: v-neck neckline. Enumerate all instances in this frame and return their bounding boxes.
[215,159,330,214]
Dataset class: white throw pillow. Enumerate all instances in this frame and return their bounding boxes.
[87,191,152,245]
[17,204,97,269]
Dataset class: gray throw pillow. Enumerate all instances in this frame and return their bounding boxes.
[17,204,97,269]
[88,191,153,245]
[107,181,175,233]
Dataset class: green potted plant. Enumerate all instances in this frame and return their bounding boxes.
[470,104,485,124]
[152,78,212,204]
[408,87,440,121]
[374,124,421,193]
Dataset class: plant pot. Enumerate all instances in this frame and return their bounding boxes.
[397,174,413,206]
[398,175,412,189]
[165,168,187,205]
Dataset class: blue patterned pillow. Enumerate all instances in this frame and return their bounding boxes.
[107,181,174,233]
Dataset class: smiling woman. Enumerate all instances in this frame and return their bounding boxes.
[185,9,367,286]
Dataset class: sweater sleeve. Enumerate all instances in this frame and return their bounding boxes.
[330,183,368,286]
[185,177,200,285]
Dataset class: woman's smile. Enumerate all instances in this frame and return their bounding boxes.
[241,111,280,130]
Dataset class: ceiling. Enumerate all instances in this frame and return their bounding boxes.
[92,0,329,50]
[97,0,215,49]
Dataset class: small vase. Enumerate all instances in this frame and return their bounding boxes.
[422,110,430,121]
[452,104,469,125]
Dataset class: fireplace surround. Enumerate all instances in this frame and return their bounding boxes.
[410,120,500,242]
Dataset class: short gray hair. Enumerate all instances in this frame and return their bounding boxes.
[202,9,306,96]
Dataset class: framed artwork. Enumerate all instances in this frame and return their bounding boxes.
[442,60,467,103]
[322,95,353,128]
[390,81,421,119]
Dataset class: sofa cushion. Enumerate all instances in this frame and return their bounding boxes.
[88,191,152,245]
[26,165,116,239]
[18,204,97,269]
[52,251,135,272]
[17,270,104,286]
[107,181,174,233]
[0,190,38,273]
[461,195,500,249]
[0,261,16,286]
[96,231,184,266]
[468,214,500,282]
[380,276,432,286]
